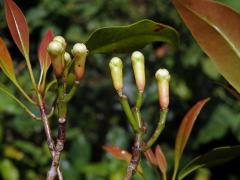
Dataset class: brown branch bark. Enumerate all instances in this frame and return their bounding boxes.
[125,134,142,180]
[40,102,63,180]
[48,117,66,180]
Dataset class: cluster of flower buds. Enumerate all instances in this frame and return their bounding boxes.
[109,51,170,109]
[47,36,88,82]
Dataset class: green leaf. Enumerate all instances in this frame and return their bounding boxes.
[0,38,16,82]
[174,98,209,175]
[0,159,19,180]
[172,0,240,93]
[178,145,240,180]
[0,83,36,118]
[85,19,179,54]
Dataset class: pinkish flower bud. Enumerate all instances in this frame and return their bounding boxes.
[131,51,145,92]
[47,40,65,78]
[71,43,88,82]
[155,68,171,109]
[109,57,123,94]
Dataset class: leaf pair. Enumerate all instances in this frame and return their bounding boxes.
[144,145,167,179]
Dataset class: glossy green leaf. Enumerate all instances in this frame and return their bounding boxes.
[85,19,179,54]
[172,0,240,93]
[0,38,16,82]
[178,145,240,180]
[4,0,29,56]
[174,98,209,173]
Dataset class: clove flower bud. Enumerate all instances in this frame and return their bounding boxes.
[109,57,124,95]
[47,38,66,78]
[131,51,145,92]
[71,43,88,83]
[155,68,171,109]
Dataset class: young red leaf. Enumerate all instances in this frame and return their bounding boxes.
[174,98,210,167]
[144,149,158,166]
[102,145,131,161]
[155,145,167,174]
[38,29,54,71]
[102,145,143,173]
[0,38,16,82]
[4,0,29,56]
[172,0,240,93]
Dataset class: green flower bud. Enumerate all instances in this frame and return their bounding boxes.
[109,57,123,94]
[71,43,88,82]
[53,36,66,49]
[131,51,145,92]
[64,52,71,63]
[47,40,65,78]
[155,68,171,109]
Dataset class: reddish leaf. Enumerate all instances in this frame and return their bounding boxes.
[4,0,29,56]
[103,145,143,173]
[103,145,131,162]
[155,145,167,174]
[144,149,157,166]
[38,29,54,71]
[172,0,240,93]
[0,38,16,82]
[174,98,210,166]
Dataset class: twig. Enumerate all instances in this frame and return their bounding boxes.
[47,77,71,180]
[40,101,62,180]
[125,134,142,180]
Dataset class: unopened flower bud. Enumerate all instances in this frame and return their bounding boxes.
[47,41,64,56]
[53,36,67,49]
[64,52,71,63]
[109,57,123,94]
[131,51,145,92]
[155,68,171,109]
[47,40,65,78]
[71,43,88,82]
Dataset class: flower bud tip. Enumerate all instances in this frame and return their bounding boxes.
[155,68,170,81]
[53,36,66,49]
[71,43,88,56]
[47,41,64,56]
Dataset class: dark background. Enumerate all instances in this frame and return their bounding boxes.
[0,0,240,179]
